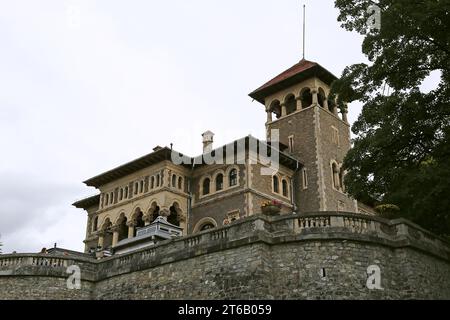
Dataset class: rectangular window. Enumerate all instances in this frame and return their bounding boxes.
[302,168,308,189]
[288,135,294,153]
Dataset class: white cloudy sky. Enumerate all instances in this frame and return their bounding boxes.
[0,0,438,253]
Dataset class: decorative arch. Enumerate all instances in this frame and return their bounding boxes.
[193,217,218,233]
[284,94,297,115]
[269,99,282,119]
[300,87,312,109]
[282,178,289,198]
[212,169,226,192]
[114,212,128,242]
[147,201,160,223]
[226,166,240,187]
[272,175,280,194]
[168,202,184,226]
[331,160,341,190]
[318,87,326,108]
[200,175,212,196]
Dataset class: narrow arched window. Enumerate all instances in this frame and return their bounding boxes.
[134,182,139,195]
[92,216,98,232]
[273,176,279,193]
[282,179,288,197]
[229,169,238,187]
[172,174,177,188]
[178,177,183,190]
[332,163,340,189]
[203,178,210,195]
[110,192,114,204]
[216,174,224,191]
[105,194,109,206]
[285,95,297,115]
[139,180,144,193]
[119,188,123,201]
[151,176,155,189]
[156,174,160,187]
[124,187,129,199]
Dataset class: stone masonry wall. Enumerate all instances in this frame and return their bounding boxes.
[1,213,450,300]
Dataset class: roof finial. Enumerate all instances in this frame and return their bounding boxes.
[302,3,306,60]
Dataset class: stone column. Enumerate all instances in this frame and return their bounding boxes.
[97,232,105,249]
[111,226,120,247]
[341,103,349,123]
[143,213,153,226]
[281,103,287,117]
[311,88,319,105]
[295,96,302,111]
[160,207,170,218]
[266,109,273,123]
[127,220,137,238]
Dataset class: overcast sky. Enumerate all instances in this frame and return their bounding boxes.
[0,0,439,254]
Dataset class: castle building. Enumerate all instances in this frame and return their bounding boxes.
[73,59,374,254]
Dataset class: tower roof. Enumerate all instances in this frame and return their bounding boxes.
[249,59,337,104]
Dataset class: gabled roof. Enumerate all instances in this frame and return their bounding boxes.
[249,59,338,104]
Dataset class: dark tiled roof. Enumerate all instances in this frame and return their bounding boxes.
[72,194,100,209]
[249,59,338,104]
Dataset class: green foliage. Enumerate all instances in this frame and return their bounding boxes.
[332,0,450,235]
[375,204,401,219]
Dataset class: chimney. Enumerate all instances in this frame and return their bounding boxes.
[202,131,214,153]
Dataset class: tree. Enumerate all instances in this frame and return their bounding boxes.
[331,0,450,235]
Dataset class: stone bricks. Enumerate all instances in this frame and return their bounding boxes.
[1,213,450,300]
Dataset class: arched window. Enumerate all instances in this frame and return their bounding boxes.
[134,182,139,195]
[285,94,297,115]
[282,179,288,197]
[117,214,128,242]
[134,210,145,237]
[273,176,279,193]
[178,177,183,190]
[151,176,155,189]
[105,194,109,206]
[332,163,340,189]
[124,187,129,199]
[156,174,160,187]
[139,180,144,193]
[92,216,98,232]
[168,204,181,226]
[301,88,312,109]
[110,192,114,204]
[270,100,282,119]
[203,178,211,195]
[229,169,238,187]
[200,223,215,231]
[215,174,224,191]
[172,175,177,188]
[318,88,326,108]
[119,188,123,201]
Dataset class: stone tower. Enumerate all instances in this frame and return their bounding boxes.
[249,59,356,213]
